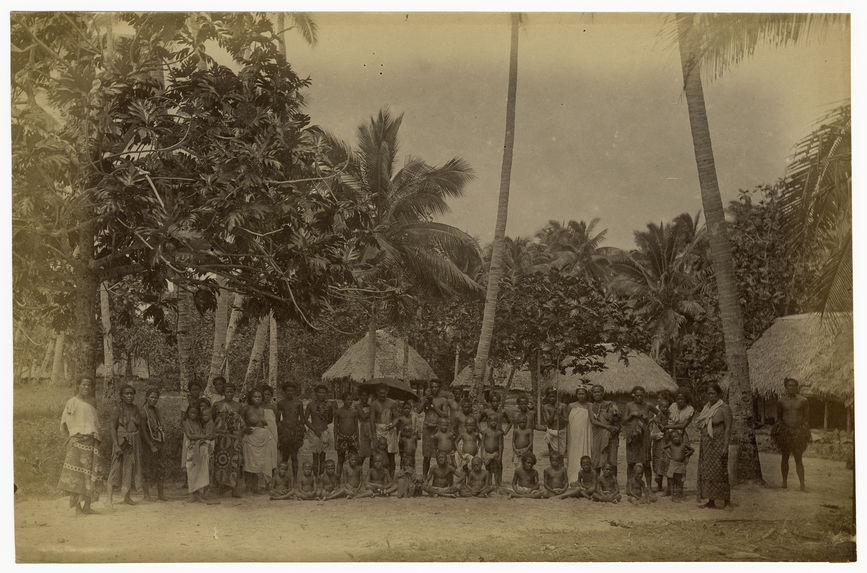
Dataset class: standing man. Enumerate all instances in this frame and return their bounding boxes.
[371,384,398,475]
[276,382,305,481]
[773,378,811,491]
[418,380,450,478]
[304,384,335,476]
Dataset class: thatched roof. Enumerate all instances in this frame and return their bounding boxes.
[544,348,678,395]
[451,363,533,392]
[321,330,438,383]
[739,313,853,406]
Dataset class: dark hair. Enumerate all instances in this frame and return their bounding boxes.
[591,384,605,393]
[212,376,226,385]
[521,451,537,464]
[707,382,723,396]
[550,452,564,461]
[185,404,199,418]
[144,386,160,399]
[631,385,646,395]
[314,384,328,393]
[119,384,136,395]
[784,377,799,387]
[247,388,263,404]
[282,382,297,390]
[188,381,203,391]
[658,390,672,402]
[580,455,592,463]
[674,389,691,403]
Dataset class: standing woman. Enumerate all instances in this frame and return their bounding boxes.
[666,390,696,441]
[212,383,244,497]
[107,384,143,505]
[140,387,168,501]
[241,388,278,493]
[622,385,654,491]
[589,384,620,476]
[261,385,280,469]
[565,386,593,483]
[58,377,103,514]
[695,383,732,509]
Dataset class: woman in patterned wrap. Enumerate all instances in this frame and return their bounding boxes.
[213,383,244,497]
[58,377,103,514]
[140,387,168,501]
[695,383,732,509]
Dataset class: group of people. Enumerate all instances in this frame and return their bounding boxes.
[56,374,812,513]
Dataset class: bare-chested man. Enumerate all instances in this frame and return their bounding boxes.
[277,382,305,480]
[371,384,398,475]
[418,380,450,477]
[773,378,811,491]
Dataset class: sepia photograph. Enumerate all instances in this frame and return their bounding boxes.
[9,7,855,563]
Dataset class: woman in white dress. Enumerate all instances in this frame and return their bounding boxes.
[566,386,594,482]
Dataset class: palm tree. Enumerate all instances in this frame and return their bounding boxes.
[780,103,851,320]
[611,215,705,379]
[674,13,845,482]
[472,13,522,398]
[535,218,611,282]
[321,109,481,379]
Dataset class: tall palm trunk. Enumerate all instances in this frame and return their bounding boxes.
[244,315,269,391]
[220,293,245,377]
[268,311,279,388]
[176,288,195,392]
[50,332,66,386]
[99,282,115,399]
[677,13,762,483]
[207,278,232,396]
[472,13,520,402]
[367,303,377,381]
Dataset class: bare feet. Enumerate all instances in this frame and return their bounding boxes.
[123,496,136,506]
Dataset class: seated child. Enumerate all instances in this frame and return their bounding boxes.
[503,451,543,499]
[332,452,372,500]
[270,462,293,498]
[396,402,418,472]
[459,456,494,497]
[542,452,569,497]
[592,463,622,503]
[558,455,597,499]
[433,418,457,465]
[456,417,481,473]
[511,413,534,468]
[423,451,458,498]
[627,462,656,504]
[395,456,419,498]
[663,430,694,501]
[317,459,340,500]
[295,462,318,500]
[480,416,504,486]
[368,453,397,496]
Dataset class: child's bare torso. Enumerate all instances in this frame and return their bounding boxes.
[513,427,533,449]
[430,466,454,487]
[335,407,358,435]
[514,467,538,488]
[435,431,455,453]
[545,467,568,489]
[459,432,480,455]
[467,469,489,488]
[482,428,502,452]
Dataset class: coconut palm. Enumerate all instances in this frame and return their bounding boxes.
[472,13,522,398]
[320,109,481,379]
[611,215,706,379]
[674,13,846,482]
[780,103,851,319]
[535,218,612,283]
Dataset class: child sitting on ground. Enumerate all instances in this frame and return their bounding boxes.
[396,402,417,473]
[271,462,293,498]
[423,451,459,498]
[368,453,397,496]
[663,430,694,501]
[504,451,543,499]
[592,463,622,503]
[332,452,372,500]
[480,415,504,486]
[543,452,569,497]
[395,456,419,498]
[295,462,318,500]
[318,459,340,500]
[627,462,656,504]
[558,455,597,499]
[511,413,534,468]
[459,456,494,497]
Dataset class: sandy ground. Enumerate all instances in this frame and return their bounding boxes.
[15,437,855,562]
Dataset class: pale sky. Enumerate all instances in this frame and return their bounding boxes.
[279,12,850,249]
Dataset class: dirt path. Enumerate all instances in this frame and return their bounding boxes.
[15,453,854,562]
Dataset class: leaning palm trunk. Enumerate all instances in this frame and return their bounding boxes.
[268,311,279,387]
[50,332,65,386]
[472,13,520,403]
[677,13,762,483]
[207,278,232,395]
[244,315,269,392]
[99,282,115,399]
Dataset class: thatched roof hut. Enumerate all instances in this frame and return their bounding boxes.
[321,329,438,384]
[451,363,533,393]
[544,348,678,396]
[740,313,853,406]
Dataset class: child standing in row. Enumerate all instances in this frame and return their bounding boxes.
[663,430,694,501]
